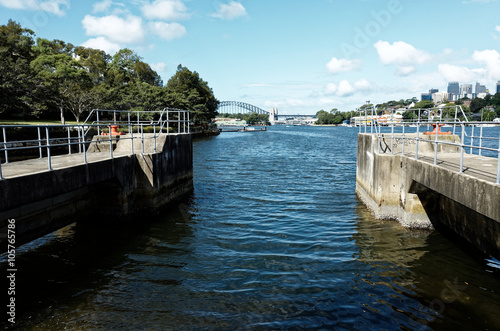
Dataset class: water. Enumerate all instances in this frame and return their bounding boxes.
[2,126,500,330]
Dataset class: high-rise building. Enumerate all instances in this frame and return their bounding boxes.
[429,88,439,94]
[460,84,473,97]
[497,81,500,94]
[475,82,486,94]
[448,81,459,95]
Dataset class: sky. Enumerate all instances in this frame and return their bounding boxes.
[1,0,500,115]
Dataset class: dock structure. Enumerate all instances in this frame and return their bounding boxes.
[356,119,500,259]
[0,109,193,251]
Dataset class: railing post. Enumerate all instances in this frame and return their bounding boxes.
[154,124,157,154]
[109,124,113,159]
[187,111,190,133]
[77,126,82,153]
[402,124,405,156]
[45,126,52,171]
[479,126,483,157]
[130,125,134,155]
[497,132,500,185]
[97,111,101,136]
[38,126,43,159]
[470,125,475,155]
[434,121,439,165]
[178,110,181,133]
[415,122,420,160]
[391,124,394,156]
[141,124,144,155]
[67,126,72,155]
[2,127,9,164]
[167,110,170,135]
[81,127,87,164]
[460,124,465,173]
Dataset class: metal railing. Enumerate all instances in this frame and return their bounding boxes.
[356,106,500,184]
[0,108,190,180]
[83,108,190,136]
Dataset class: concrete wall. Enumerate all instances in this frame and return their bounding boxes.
[356,133,500,258]
[0,133,193,250]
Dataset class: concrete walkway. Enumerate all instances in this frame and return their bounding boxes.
[402,151,499,184]
[0,151,130,179]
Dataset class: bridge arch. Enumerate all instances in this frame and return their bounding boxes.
[217,101,269,115]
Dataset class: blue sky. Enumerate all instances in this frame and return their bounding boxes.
[1,0,500,115]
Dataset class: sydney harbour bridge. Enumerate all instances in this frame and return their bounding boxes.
[216,101,313,119]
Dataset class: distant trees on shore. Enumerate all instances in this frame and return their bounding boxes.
[0,20,219,124]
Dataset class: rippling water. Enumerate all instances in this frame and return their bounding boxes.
[3,126,500,330]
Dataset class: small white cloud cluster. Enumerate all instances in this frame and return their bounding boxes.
[211,1,247,20]
[80,0,247,55]
[0,0,69,16]
[82,0,192,54]
[374,40,431,77]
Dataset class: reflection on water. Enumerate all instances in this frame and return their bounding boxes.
[1,126,499,330]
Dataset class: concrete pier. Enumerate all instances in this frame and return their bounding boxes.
[0,133,193,250]
[356,133,500,258]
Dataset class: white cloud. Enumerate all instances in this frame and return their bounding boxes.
[212,1,247,20]
[0,0,69,16]
[326,57,361,74]
[472,49,500,78]
[149,21,186,40]
[395,65,416,76]
[82,14,146,44]
[337,80,355,97]
[141,0,190,21]
[354,78,373,91]
[151,62,167,73]
[81,37,121,54]
[438,63,482,82]
[374,40,431,65]
[325,79,372,97]
[325,83,337,95]
[93,0,112,13]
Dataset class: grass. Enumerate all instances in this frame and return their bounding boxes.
[0,119,81,126]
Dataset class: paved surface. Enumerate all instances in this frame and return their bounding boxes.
[0,151,131,179]
[399,151,499,184]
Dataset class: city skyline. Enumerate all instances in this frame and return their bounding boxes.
[0,0,499,114]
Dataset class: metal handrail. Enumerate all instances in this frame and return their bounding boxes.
[0,108,191,180]
[368,120,500,184]
[83,108,190,136]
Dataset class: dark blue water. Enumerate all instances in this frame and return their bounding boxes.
[2,125,500,330]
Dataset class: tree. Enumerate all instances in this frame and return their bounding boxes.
[165,64,219,124]
[31,38,92,123]
[413,100,434,109]
[0,20,37,118]
[470,98,487,114]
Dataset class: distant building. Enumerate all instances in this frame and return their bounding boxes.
[497,81,500,93]
[432,92,449,104]
[448,82,459,94]
[421,93,432,101]
[460,84,472,95]
[475,82,486,94]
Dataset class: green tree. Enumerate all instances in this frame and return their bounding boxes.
[31,38,92,123]
[0,20,37,118]
[470,98,487,114]
[165,64,219,124]
[412,100,434,109]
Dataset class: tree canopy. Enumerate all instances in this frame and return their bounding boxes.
[0,20,218,124]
